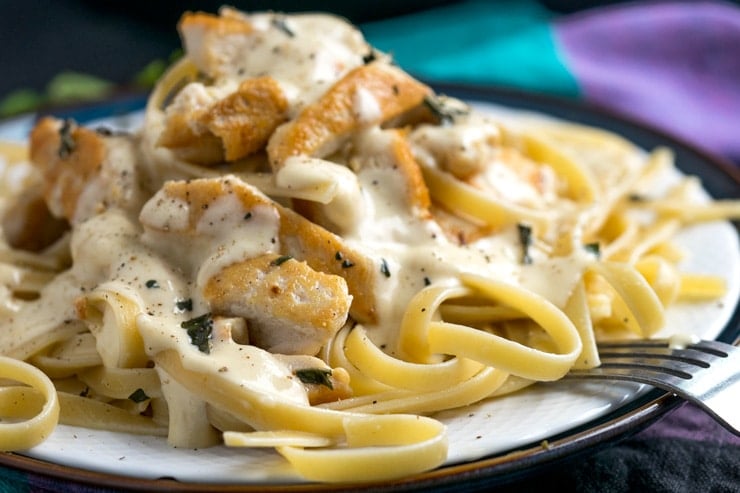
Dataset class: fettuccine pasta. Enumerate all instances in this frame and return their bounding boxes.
[0,7,738,483]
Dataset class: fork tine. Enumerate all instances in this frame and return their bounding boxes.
[597,348,712,376]
[564,338,740,436]
[597,338,732,356]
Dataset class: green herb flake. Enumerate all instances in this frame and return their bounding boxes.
[181,313,213,354]
[271,255,293,266]
[517,223,533,265]
[380,258,391,278]
[341,259,355,269]
[423,95,470,126]
[362,49,378,65]
[584,242,601,258]
[335,251,343,261]
[271,16,295,37]
[295,368,333,389]
[58,119,76,159]
[145,279,159,289]
[128,388,149,403]
[133,58,168,89]
[175,298,193,312]
[243,212,252,220]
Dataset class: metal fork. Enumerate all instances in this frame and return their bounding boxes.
[564,338,739,436]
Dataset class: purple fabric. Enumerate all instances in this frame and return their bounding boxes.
[639,402,740,445]
[554,2,740,482]
[555,0,740,163]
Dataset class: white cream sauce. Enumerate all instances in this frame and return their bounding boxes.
[409,115,500,179]
[327,125,591,349]
[138,314,309,407]
[275,156,364,233]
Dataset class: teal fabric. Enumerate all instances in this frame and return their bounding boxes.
[0,466,28,492]
[360,0,580,96]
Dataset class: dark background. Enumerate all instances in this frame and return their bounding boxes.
[0,0,664,100]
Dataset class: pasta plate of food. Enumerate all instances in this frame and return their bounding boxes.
[0,7,738,490]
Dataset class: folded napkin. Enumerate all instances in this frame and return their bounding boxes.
[362,0,740,163]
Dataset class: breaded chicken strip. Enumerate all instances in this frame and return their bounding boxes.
[29,117,146,224]
[267,62,432,169]
[140,177,379,325]
[204,252,350,355]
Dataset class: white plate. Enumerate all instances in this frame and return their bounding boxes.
[1,93,738,487]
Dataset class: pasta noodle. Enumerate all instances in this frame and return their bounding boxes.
[0,7,738,483]
[0,356,59,451]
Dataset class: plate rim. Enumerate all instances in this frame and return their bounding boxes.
[0,83,738,492]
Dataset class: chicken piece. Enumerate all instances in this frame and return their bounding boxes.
[178,10,256,79]
[304,366,352,405]
[157,76,289,165]
[203,78,288,160]
[178,9,369,89]
[278,209,378,324]
[140,177,379,324]
[204,252,350,355]
[408,112,501,180]
[29,118,146,224]
[430,204,492,246]
[355,128,431,216]
[267,61,432,169]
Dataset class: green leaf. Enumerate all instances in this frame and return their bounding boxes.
[46,72,114,105]
[128,388,150,403]
[181,313,213,353]
[133,59,168,89]
[0,89,45,117]
[295,368,333,389]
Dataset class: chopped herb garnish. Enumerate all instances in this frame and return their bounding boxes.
[181,313,213,354]
[295,368,333,389]
[380,258,391,278]
[423,95,470,126]
[58,119,76,158]
[628,193,648,202]
[128,388,149,403]
[423,276,432,286]
[271,255,293,266]
[94,126,126,137]
[271,16,294,37]
[145,279,159,289]
[362,49,378,64]
[335,251,343,261]
[243,212,252,220]
[517,223,533,265]
[341,259,355,269]
[584,242,601,258]
[175,298,193,312]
